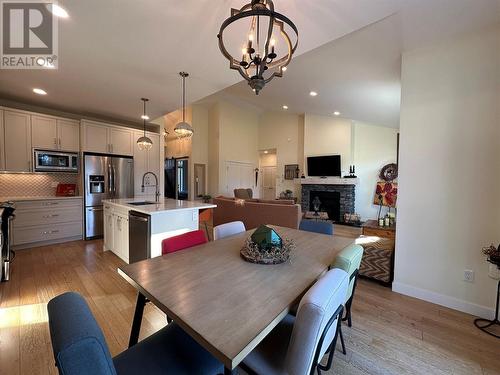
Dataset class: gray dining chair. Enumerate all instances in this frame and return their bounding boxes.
[47,292,223,375]
[240,268,349,375]
[213,221,246,240]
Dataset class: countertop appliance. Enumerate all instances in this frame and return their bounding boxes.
[0,201,16,282]
[34,149,79,173]
[84,153,134,239]
[128,210,151,263]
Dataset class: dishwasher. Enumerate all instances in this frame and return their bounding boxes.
[128,211,151,263]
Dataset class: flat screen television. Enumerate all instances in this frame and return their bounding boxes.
[307,155,341,177]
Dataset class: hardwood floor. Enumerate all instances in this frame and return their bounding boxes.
[0,240,498,375]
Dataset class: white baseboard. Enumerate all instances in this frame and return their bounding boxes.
[392,281,496,320]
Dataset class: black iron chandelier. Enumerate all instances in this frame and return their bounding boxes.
[218,0,298,95]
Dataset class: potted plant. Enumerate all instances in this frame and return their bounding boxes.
[284,189,293,199]
[482,244,500,266]
[201,194,212,203]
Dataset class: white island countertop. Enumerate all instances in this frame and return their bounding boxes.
[103,197,216,215]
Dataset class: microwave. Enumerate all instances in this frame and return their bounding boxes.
[33,150,79,173]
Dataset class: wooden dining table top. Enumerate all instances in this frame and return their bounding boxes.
[118,226,354,370]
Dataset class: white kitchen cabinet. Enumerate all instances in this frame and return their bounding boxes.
[82,121,109,153]
[4,110,32,172]
[103,204,115,251]
[134,131,161,196]
[103,204,129,263]
[57,119,80,151]
[0,109,4,170]
[82,120,134,156]
[11,198,83,248]
[31,115,58,150]
[30,114,81,152]
[109,127,133,156]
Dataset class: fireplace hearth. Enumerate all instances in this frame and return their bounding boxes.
[301,183,355,223]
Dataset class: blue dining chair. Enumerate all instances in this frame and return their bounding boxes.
[240,268,349,375]
[299,220,334,235]
[47,292,223,375]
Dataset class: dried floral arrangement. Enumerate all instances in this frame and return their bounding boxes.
[241,237,295,265]
[482,244,500,266]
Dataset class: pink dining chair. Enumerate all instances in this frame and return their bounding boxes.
[161,229,208,255]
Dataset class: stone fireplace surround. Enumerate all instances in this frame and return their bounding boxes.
[300,180,356,223]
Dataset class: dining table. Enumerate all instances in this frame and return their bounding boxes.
[118,225,354,374]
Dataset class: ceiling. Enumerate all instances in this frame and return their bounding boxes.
[0,0,497,127]
[198,0,500,128]
[0,0,411,125]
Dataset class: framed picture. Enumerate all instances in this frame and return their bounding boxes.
[284,164,299,180]
[374,181,398,208]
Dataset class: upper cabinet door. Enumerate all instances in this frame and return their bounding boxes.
[0,109,4,170]
[82,122,109,153]
[4,110,32,172]
[109,127,133,156]
[31,115,58,150]
[57,119,80,152]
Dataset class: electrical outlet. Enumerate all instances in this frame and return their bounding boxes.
[464,269,474,282]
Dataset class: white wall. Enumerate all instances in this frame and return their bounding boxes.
[207,100,260,196]
[353,121,398,220]
[395,25,500,319]
[259,112,304,197]
[304,115,353,175]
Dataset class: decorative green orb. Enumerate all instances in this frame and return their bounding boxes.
[251,225,283,251]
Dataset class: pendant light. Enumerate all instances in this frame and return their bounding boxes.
[137,98,153,150]
[174,72,194,138]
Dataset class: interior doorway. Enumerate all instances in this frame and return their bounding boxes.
[259,149,277,200]
[194,163,206,198]
[176,158,189,200]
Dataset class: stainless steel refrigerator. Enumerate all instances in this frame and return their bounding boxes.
[84,153,134,239]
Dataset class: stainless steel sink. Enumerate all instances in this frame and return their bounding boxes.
[127,201,156,206]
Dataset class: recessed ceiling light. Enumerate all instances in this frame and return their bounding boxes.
[49,4,69,18]
[33,88,47,95]
[282,105,288,110]
[141,115,150,120]
[333,111,341,116]
[309,91,318,97]
[264,150,269,154]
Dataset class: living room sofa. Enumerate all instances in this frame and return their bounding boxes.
[213,197,302,230]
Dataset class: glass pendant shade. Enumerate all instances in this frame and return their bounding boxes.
[137,97,153,150]
[174,121,194,137]
[174,72,194,138]
[137,136,153,150]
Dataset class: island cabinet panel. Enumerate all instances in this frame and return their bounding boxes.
[103,204,129,263]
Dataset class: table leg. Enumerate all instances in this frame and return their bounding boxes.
[128,292,147,347]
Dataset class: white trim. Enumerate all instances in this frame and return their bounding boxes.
[392,281,496,320]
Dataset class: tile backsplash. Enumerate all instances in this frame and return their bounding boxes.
[0,173,80,198]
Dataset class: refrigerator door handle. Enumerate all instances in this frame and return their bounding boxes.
[112,165,117,194]
[108,163,113,194]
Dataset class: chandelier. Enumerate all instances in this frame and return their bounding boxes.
[137,98,153,150]
[218,0,298,95]
[174,72,194,138]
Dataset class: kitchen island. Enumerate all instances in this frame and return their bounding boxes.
[103,197,216,263]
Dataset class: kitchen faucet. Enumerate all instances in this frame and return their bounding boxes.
[141,172,161,202]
